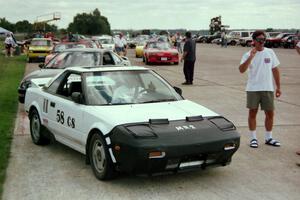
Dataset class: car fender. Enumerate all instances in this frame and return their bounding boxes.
[28,101,43,124]
[86,124,117,163]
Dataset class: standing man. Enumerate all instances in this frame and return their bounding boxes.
[239,30,281,148]
[181,31,196,85]
[296,41,300,55]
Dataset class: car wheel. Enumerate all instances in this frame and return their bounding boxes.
[142,56,145,62]
[28,58,32,63]
[89,133,115,180]
[145,57,149,65]
[273,43,279,48]
[246,41,252,47]
[230,40,236,46]
[174,62,179,65]
[29,109,50,145]
[202,38,207,43]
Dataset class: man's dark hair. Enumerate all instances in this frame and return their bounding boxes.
[252,30,266,40]
[185,31,192,38]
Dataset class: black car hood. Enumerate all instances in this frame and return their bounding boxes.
[22,69,63,82]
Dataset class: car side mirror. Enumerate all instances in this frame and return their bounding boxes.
[173,86,182,96]
[39,63,45,68]
[121,56,128,60]
[71,92,83,104]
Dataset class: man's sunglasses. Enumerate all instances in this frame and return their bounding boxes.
[255,38,266,42]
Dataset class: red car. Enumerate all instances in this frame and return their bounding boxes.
[143,41,179,65]
[265,33,293,48]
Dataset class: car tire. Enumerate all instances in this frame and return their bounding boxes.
[89,133,115,180]
[142,56,145,62]
[273,43,279,48]
[174,62,179,65]
[230,40,236,46]
[29,109,50,145]
[246,41,252,47]
[28,58,32,63]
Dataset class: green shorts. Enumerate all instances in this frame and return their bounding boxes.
[247,91,274,111]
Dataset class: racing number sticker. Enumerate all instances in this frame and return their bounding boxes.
[56,110,75,128]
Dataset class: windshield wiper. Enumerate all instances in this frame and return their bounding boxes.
[141,99,177,104]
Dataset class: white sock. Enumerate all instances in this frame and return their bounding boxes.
[265,131,272,140]
[250,130,257,140]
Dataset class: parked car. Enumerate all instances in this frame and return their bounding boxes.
[239,32,282,47]
[196,32,221,43]
[135,40,147,58]
[143,41,179,65]
[226,31,254,46]
[18,48,131,103]
[92,35,115,51]
[265,33,294,48]
[24,66,240,180]
[45,41,96,64]
[281,35,300,48]
[27,38,53,62]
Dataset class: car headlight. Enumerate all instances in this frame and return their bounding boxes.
[208,116,236,131]
[126,125,157,138]
[20,80,32,89]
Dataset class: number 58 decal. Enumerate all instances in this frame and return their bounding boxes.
[57,110,75,128]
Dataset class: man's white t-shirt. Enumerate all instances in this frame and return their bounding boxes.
[240,48,280,92]
[296,41,300,48]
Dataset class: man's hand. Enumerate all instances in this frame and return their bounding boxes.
[180,56,184,62]
[275,88,281,98]
[250,48,257,58]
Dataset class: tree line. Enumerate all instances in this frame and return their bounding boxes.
[0,9,111,35]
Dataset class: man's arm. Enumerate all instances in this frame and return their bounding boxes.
[296,46,300,55]
[272,67,281,97]
[239,48,257,73]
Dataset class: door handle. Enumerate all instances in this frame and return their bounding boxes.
[50,102,56,108]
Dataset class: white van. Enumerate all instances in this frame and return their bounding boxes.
[227,31,254,45]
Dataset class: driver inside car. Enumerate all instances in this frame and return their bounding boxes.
[111,77,144,104]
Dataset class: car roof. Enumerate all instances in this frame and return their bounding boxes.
[66,66,148,73]
[59,48,109,53]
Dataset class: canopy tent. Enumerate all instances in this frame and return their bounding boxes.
[0,27,11,34]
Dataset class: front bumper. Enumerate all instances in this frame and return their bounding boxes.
[18,87,26,103]
[28,52,50,59]
[148,55,179,63]
[109,118,240,175]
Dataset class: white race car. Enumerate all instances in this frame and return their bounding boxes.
[24,66,240,180]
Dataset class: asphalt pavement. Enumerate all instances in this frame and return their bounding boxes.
[2,44,300,200]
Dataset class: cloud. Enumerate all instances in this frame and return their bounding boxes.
[0,0,299,29]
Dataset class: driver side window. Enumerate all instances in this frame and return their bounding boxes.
[103,52,115,65]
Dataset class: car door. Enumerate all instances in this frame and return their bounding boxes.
[45,72,85,152]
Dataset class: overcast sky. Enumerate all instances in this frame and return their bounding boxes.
[1,0,299,30]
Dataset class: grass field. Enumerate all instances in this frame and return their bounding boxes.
[0,55,26,198]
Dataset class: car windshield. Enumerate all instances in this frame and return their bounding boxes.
[46,52,101,69]
[275,33,285,39]
[54,44,86,52]
[31,40,52,46]
[84,70,182,105]
[99,38,113,44]
[148,42,171,50]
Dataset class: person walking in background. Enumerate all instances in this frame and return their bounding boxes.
[175,32,182,53]
[180,31,196,85]
[114,33,127,56]
[221,31,228,48]
[239,30,281,148]
[4,33,15,57]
